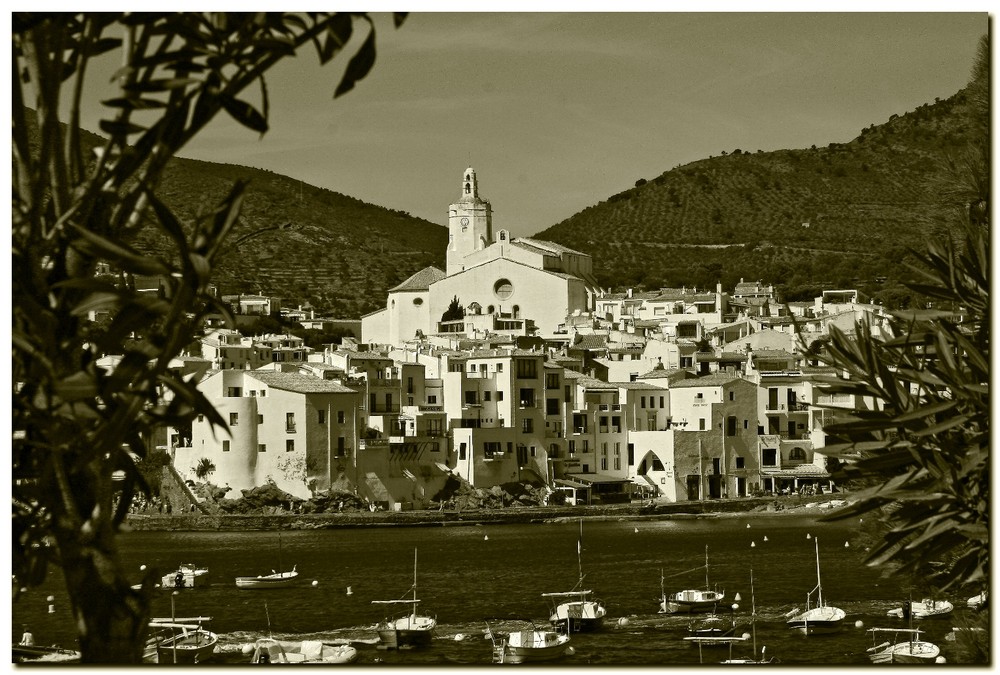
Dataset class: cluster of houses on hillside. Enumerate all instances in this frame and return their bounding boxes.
[111,168,894,510]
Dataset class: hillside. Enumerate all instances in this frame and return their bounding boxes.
[135,158,447,318]
[36,120,447,319]
[534,87,978,305]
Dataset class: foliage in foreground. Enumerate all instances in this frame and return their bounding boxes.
[12,12,403,662]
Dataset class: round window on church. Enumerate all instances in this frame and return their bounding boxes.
[494,279,514,300]
[413,297,423,306]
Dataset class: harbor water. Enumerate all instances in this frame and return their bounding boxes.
[12,513,986,665]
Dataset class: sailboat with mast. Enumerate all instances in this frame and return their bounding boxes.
[786,536,845,634]
[542,520,607,633]
[661,545,725,614]
[372,548,437,648]
[722,567,775,664]
[235,531,300,589]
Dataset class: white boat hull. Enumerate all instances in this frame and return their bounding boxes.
[787,606,846,634]
[251,638,358,664]
[376,614,437,648]
[661,589,725,614]
[549,599,606,632]
[153,628,218,664]
[496,630,571,664]
[887,599,954,619]
[236,570,300,589]
[870,640,940,664]
[161,565,209,589]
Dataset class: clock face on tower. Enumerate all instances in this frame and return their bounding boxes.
[460,216,469,231]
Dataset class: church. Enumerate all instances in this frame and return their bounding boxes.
[362,168,599,346]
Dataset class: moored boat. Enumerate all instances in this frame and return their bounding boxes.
[250,637,358,664]
[720,566,776,664]
[967,590,987,610]
[786,537,845,635]
[485,618,572,664]
[867,628,941,664]
[236,567,300,589]
[887,598,954,620]
[372,548,437,648]
[161,563,209,589]
[544,520,606,632]
[660,545,725,614]
[12,644,81,664]
[148,621,218,664]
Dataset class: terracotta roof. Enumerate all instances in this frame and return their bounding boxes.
[514,237,588,257]
[389,266,446,292]
[572,334,608,351]
[248,371,358,394]
[670,373,743,388]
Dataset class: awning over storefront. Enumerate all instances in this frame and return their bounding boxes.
[761,465,830,479]
[566,473,631,485]
[554,478,590,489]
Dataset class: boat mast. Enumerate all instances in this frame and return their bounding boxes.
[814,537,823,608]
[412,548,419,618]
[704,544,710,591]
[750,567,757,660]
[577,519,584,587]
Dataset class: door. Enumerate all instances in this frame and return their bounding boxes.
[686,475,701,501]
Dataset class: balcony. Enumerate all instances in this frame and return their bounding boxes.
[368,405,401,414]
[597,404,623,412]
[765,402,809,413]
[285,423,296,434]
[370,378,401,389]
[573,427,589,435]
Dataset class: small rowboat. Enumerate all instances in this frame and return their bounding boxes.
[887,598,954,620]
[236,566,300,589]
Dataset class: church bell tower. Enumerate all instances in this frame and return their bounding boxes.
[447,167,493,276]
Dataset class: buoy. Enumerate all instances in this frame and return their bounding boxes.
[741,632,751,640]
[484,535,489,541]
[845,541,850,547]
[312,580,318,587]
[763,536,768,542]
[47,594,55,614]
[746,523,751,529]
[750,541,756,548]
[935,656,946,664]
[806,533,812,539]
[617,617,630,627]
[21,588,29,595]
[139,564,147,571]
[566,646,576,656]
[855,620,864,629]
[634,527,638,533]
[241,643,254,655]
[454,633,466,641]
[346,586,353,595]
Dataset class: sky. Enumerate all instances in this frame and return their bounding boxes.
[65,11,987,237]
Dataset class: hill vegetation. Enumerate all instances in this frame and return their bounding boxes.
[534,87,977,308]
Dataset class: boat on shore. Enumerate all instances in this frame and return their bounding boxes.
[372,548,437,648]
[660,545,725,614]
[161,563,209,589]
[485,618,572,664]
[12,644,81,664]
[250,637,358,664]
[786,536,845,635]
[867,628,941,664]
[543,520,606,633]
[147,619,218,664]
[887,598,954,620]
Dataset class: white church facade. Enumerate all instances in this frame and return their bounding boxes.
[362,168,598,346]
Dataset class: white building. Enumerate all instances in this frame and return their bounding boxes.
[363,168,599,345]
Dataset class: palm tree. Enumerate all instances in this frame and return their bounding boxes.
[194,458,216,482]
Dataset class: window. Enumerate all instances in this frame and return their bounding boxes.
[659,396,664,408]
[601,457,608,470]
[197,414,204,423]
[696,392,704,399]
[729,390,735,401]
[699,418,706,431]
[286,413,296,432]
[640,396,646,409]
[465,391,478,405]
[318,410,326,424]
[762,448,777,466]
[726,416,737,436]
[286,439,294,452]
[522,418,533,434]
[582,440,589,451]
[744,419,749,429]
[258,443,266,453]
[736,457,745,469]
[569,441,576,455]
[494,278,514,299]
[338,410,346,424]
[227,387,241,397]
[546,398,559,415]
[223,440,230,452]
[484,390,492,402]
[412,297,423,306]
[497,390,504,401]
[789,447,807,461]
[428,395,437,405]
[258,414,264,424]
[407,377,414,393]
[337,437,345,457]
[612,416,621,433]
[516,359,537,379]
[459,442,467,460]
[496,363,503,373]
[546,374,560,389]
[229,412,239,426]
